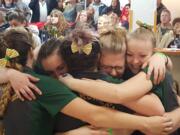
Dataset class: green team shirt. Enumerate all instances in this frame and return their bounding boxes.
[142,68,168,110]
[4,68,77,135]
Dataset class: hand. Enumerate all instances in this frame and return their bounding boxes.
[7,69,41,101]
[143,116,173,135]
[58,73,74,87]
[55,126,109,135]
[142,53,166,85]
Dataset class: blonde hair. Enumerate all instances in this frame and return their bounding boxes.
[127,27,156,48]
[99,28,127,53]
[50,9,69,34]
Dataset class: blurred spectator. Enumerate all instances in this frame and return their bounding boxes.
[75,9,95,30]
[14,0,31,22]
[29,0,58,23]
[97,14,112,35]
[120,3,130,29]
[21,0,30,6]
[107,0,121,17]
[6,9,27,27]
[63,0,83,27]
[40,9,69,42]
[0,0,16,9]
[157,17,180,48]
[89,0,107,25]
[56,0,64,12]
[28,24,41,47]
[157,0,167,24]
[156,9,172,46]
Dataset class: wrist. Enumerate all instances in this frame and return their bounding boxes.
[155,52,168,65]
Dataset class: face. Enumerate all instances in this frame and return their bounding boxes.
[111,0,117,7]
[51,14,59,24]
[97,17,110,34]
[127,39,153,74]
[160,11,171,24]
[79,11,88,23]
[87,7,94,16]
[174,22,180,35]
[100,51,125,78]
[42,52,67,78]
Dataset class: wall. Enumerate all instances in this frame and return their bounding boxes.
[161,0,180,21]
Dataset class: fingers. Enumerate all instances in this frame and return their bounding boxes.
[15,90,24,101]
[19,88,33,101]
[28,83,42,95]
[26,74,39,82]
[147,65,153,80]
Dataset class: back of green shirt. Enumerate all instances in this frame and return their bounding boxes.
[4,68,77,135]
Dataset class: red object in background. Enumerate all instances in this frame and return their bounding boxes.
[120,4,130,23]
[29,22,46,30]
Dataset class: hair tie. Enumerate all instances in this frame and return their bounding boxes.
[136,20,153,30]
[71,41,92,55]
[0,48,19,68]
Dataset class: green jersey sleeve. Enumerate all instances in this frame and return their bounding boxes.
[25,68,77,116]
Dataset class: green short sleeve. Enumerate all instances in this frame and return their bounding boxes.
[25,69,77,116]
[141,67,167,110]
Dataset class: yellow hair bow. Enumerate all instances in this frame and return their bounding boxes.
[71,41,92,55]
[136,20,153,30]
[0,48,19,68]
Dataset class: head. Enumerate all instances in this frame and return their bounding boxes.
[0,27,34,69]
[78,10,88,23]
[49,9,68,32]
[35,38,67,78]
[57,0,64,8]
[6,10,27,27]
[0,27,33,117]
[127,28,156,74]
[97,15,112,34]
[172,17,180,37]
[160,9,171,25]
[111,0,119,7]
[60,28,100,73]
[99,28,127,78]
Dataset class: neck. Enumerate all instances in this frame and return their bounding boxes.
[161,23,170,28]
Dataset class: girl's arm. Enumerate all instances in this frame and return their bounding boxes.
[59,72,153,104]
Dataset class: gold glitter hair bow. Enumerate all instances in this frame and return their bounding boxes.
[0,48,19,68]
[136,20,153,30]
[71,41,92,55]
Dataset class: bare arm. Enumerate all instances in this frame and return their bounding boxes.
[61,97,173,135]
[0,68,41,100]
[124,93,165,116]
[0,68,9,83]
[59,72,153,104]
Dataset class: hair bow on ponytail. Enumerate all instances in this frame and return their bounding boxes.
[136,20,153,30]
[71,41,92,55]
[0,48,19,68]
